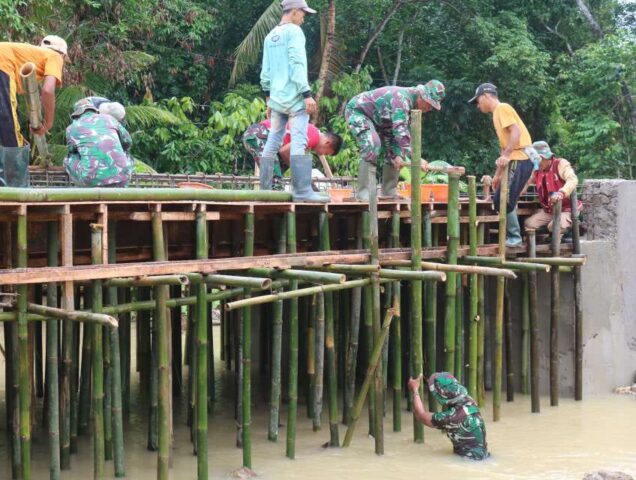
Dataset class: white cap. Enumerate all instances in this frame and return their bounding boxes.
[99,102,126,122]
[281,0,316,13]
[40,35,69,57]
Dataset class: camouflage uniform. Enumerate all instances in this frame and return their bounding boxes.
[345,80,446,167]
[428,372,489,460]
[242,122,284,190]
[64,111,133,187]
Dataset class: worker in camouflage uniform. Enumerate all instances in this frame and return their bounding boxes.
[345,80,446,201]
[408,372,489,460]
[64,98,134,187]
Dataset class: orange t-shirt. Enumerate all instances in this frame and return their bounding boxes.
[492,102,532,160]
[0,42,63,93]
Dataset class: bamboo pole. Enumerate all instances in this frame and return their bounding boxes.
[249,267,345,284]
[461,256,550,272]
[550,200,562,407]
[107,221,125,477]
[378,269,446,282]
[313,291,325,432]
[195,206,208,479]
[467,176,479,399]
[344,215,363,426]
[455,274,464,383]
[60,211,73,470]
[319,211,340,447]
[409,110,424,444]
[444,173,461,375]
[319,264,380,274]
[391,209,402,432]
[517,257,585,266]
[104,302,113,462]
[476,224,486,408]
[307,294,316,421]
[242,211,254,469]
[0,187,292,203]
[268,217,286,442]
[46,222,61,480]
[17,209,31,480]
[205,274,272,289]
[361,211,375,438]
[107,275,189,287]
[382,260,516,278]
[24,303,117,327]
[91,225,105,480]
[19,62,50,164]
[78,314,92,437]
[521,273,530,395]
[342,308,394,447]
[571,191,583,401]
[423,209,437,412]
[151,211,171,480]
[286,210,299,459]
[494,163,509,422]
[527,230,540,413]
[504,280,514,402]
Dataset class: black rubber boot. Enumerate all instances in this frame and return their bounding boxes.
[291,154,328,202]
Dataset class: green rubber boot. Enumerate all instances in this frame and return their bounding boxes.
[291,154,329,203]
[379,163,401,200]
[355,161,374,201]
[259,155,275,190]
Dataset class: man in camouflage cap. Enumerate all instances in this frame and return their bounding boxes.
[64,98,134,187]
[408,372,489,460]
[345,80,445,201]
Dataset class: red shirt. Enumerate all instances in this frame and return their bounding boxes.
[261,120,320,150]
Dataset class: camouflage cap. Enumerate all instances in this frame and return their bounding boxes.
[416,80,446,110]
[71,98,99,119]
[532,141,554,159]
[427,372,469,406]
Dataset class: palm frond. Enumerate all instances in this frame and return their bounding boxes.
[55,85,91,121]
[125,105,183,129]
[122,50,157,72]
[229,0,282,87]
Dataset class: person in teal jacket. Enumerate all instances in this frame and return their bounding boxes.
[259,0,326,202]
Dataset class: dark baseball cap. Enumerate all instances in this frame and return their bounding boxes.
[468,83,498,103]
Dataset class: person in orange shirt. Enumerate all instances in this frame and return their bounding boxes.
[0,35,68,147]
[469,83,539,247]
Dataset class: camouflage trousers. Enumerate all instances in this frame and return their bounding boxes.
[241,123,284,190]
[345,105,394,167]
[64,151,134,188]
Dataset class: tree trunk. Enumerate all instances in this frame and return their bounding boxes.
[574,0,603,38]
[392,28,405,85]
[314,0,336,125]
[376,47,390,86]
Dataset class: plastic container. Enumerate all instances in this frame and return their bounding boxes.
[329,187,354,202]
[397,182,449,203]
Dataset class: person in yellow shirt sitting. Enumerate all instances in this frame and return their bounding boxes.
[469,83,539,247]
[0,35,69,186]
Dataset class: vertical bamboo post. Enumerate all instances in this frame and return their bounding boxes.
[361,210,376,437]
[46,221,61,480]
[409,110,424,443]
[107,220,125,477]
[423,209,437,412]
[286,208,299,459]
[476,223,486,408]
[195,206,209,479]
[35,314,44,400]
[233,219,244,448]
[60,210,73,470]
[104,311,112,462]
[521,273,530,395]
[494,164,509,421]
[571,191,583,401]
[151,209,171,479]
[391,209,402,432]
[268,216,286,442]
[454,274,464,383]
[70,319,80,453]
[120,287,131,418]
[242,211,255,469]
[504,280,514,401]
[444,173,461,374]
[17,208,31,480]
[550,199,562,407]
[527,230,540,413]
[344,215,363,426]
[467,177,479,399]
[91,224,105,480]
[147,289,158,451]
[313,291,325,432]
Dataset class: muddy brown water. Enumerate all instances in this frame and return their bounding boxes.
[1,327,634,480]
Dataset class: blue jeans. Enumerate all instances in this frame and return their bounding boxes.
[262,109,309,158]
[493,159,534,213]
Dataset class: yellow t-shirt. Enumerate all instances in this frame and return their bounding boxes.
[492,102,532,160]
[0,42,63,94]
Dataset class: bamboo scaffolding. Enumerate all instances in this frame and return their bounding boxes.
[444,173,461,375]
[195,207,208,479]
[90,225,105,480]
[409,110,424,444]
[242,212,254,469]
[268,217,286,443]
[319,211,340,446]
[494,163,509,422]
[467,177,479,399]
[46,221,61,480]
[527,230,541,412]
[550,200,562,407]
[571,191,583,401]
[286,210,299,459]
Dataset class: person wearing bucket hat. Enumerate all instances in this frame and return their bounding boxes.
[524,140,580,235]
[469,82,540,247]
[345,80,446,201]
[64,98,134,188]
[408,372,489,460]
[259,0,325,201]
